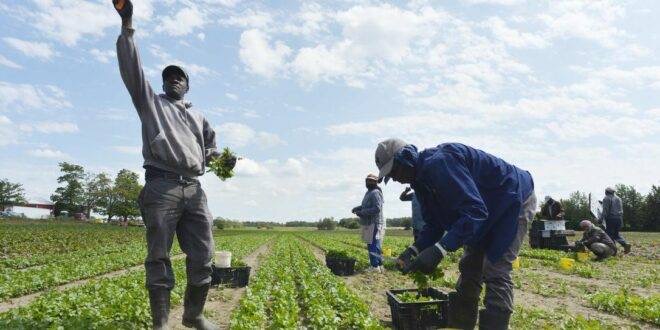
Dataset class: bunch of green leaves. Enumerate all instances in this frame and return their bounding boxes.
[409,268,444,290]
[207,147,237,181]
[397,291,432,303]
[326,249,353,260]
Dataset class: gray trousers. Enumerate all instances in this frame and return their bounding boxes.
[589,242,615,259]
[455,192,537,314]
[138,178,215,290]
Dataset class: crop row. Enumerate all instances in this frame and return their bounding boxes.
[589,288,660,325]
[0,233,271,329]
[230,236,382,329]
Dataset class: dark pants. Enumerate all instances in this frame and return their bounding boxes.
[605,217,628,247]
[589,242,615,259]
[138,178,215,290]
[367,227,382,267]
[455,192,536,314]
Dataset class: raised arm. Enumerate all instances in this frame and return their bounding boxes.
[202,118,220,165]
[114,0,155,112]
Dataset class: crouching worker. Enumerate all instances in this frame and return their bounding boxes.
[375,139,536,330]
[113,1,235,329]
[575,220,617,261]
[352,174,385,273]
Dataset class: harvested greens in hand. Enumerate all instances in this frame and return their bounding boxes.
[208,147,237,181]
[410,268,444,289]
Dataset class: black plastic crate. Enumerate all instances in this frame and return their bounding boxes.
[386,288,449,330]
[210,265,251,287]
[325,256,356,276]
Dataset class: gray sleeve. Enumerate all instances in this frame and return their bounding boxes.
[116,27,155,112]
[203,118,220,165]
[601,197,611,220]
[360,191,383,216]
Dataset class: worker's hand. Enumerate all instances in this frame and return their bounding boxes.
[396,245,419,272]
[404,187,412,193]
[113,0,133,20]
[404,243,445,274]
[351,206,361,214]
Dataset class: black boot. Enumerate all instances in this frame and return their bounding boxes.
[447,292,478,330]
[623,243,631,254]
[478,308,511,330]
[182,284,218,330]
[148,288,170,330]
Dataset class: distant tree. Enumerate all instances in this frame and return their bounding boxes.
[561,191,592,229]
[50,162,86,215]
[82,172,113,219]
[317,217,337,230]
[285,220,317,227]
[108,169,142,222]
[214,217,244,229]
[339,217,360,229]
[401,218,412,230]
[642,185,660,232]
[0,179,27,211]
[614,184,645,231]
[386,217,413,229]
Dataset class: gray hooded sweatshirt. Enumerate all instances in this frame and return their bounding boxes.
[116,27,218,177]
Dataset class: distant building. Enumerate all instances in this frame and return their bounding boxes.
[8,198,54,219]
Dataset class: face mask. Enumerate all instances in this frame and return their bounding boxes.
[163,81,187,100]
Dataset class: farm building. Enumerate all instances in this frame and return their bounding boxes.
[8,198,54,219]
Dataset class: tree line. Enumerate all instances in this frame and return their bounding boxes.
[0,162,142,222]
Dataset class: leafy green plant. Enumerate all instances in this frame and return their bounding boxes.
[589,288,660,325]
[326,249,353,260]
[409,268,444,290]
[207,148,237,181]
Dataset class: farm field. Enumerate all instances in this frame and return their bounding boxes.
[0,220,658,329]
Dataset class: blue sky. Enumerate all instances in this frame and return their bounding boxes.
[0,0,658,221]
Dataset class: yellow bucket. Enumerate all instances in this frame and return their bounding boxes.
[512,257,521,270]
[383,247,392,257]
[559,257,575,270]
[576,252,590,262]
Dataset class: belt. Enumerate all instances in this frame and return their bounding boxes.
[145,166,198,183]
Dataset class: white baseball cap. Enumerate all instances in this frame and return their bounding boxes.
[375,138,408,182]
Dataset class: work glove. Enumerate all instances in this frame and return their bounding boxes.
[396,245,419,272]
[113,0,133,20]
[404,243,445,274]
[351,206,362,214]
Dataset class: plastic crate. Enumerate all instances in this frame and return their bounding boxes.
[325,256,356,276]
[386,288,449,330]
[210,265,251,287]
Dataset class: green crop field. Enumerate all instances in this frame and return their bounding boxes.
[0,219,657,329]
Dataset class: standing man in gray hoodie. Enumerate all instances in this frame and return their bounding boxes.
[599,187,631,254]
[113,1,234,329]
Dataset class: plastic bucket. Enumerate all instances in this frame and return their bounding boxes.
[383,247,392,257]
[217,251,232,268]
[576,252,590,262]
[558,257,575,270]
[512,257,521,270]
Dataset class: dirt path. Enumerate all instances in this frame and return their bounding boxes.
[0,253,185,313]
[169,240,273,330]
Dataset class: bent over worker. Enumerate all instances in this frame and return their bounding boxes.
[575,220,617,261]
[113,1,235,329]
[376,139,536,330]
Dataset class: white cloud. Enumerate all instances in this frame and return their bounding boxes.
[225,93,238,100]
[465,0,524,4]
[486,17,550,48]
[157,6,206,37]
[215,122,285,148]
[234,157,270,177]
[28,148,69,159]
[89,49,115,63]
[148,45,213,78]
[0,82,71,112]
[220,9,273,29]
[0,54,22,69]
[239,29,291,78]
[20,122,79,134]
[113,146,141,155]
[0,115,18,146]
[3,37,55,60]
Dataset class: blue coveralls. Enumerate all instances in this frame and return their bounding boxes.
[399,143,536,314]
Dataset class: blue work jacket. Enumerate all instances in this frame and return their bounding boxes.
[407,143,534,262]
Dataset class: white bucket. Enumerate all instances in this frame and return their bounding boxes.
[217,251,232,268]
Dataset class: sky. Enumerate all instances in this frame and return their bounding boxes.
[0,0,658,222]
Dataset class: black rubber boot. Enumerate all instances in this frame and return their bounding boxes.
[148,288,170,330]
[623,243,631,254]
[182,284,218,330]
[478,308,511,330]
[447,292,478,330]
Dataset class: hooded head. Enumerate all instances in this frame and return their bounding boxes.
[162,65,189,100]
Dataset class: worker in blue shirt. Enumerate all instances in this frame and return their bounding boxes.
[375,138,536,330]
